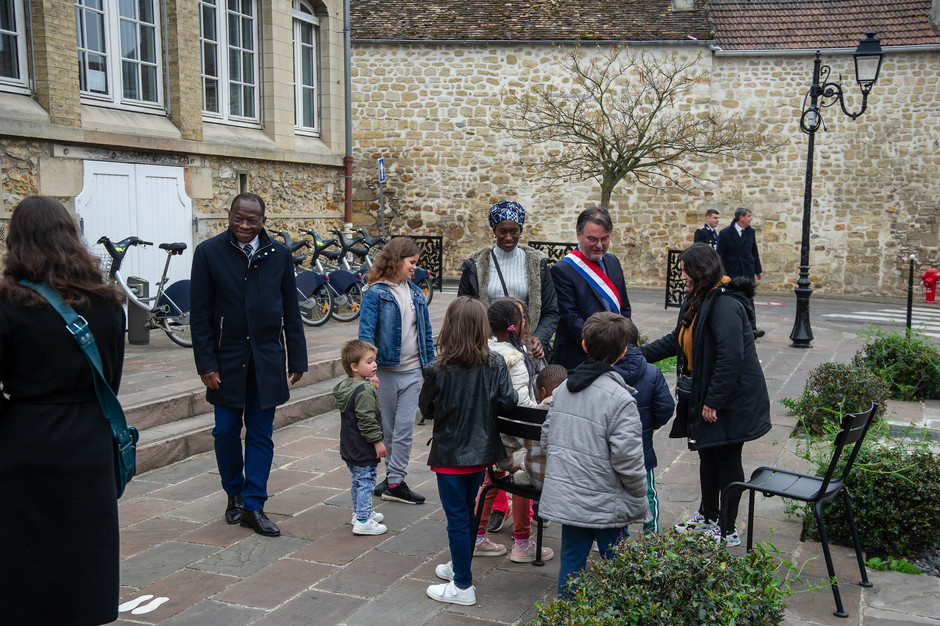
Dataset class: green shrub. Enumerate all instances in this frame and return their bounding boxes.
[792,417,940,557]
[783,362,887,436]
[866,556,921,574]
[533,532,792,626]
[798,427,940,557]
[654,355,677,375]
[853,327,940,401]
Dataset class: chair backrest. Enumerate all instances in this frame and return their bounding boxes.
[818,402,878,496]
[496,405,548,441]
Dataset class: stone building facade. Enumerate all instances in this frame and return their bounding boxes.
[350,2,940,297]
[1,0,347,263]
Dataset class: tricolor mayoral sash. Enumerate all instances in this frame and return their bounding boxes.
[560,250,621,314]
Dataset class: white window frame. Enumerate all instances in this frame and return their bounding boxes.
[74,0,165,112]
[293,0,320,136]
[199,0,260,126]
[0,0,29,94]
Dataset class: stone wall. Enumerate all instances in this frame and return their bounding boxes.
[350,42,940,296]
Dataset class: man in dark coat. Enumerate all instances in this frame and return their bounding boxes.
[716,207,764,337]
[693,209,720,250]
[550,207,630,369]
[190,193,307,537]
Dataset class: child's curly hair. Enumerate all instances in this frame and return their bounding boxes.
[366,237,421,285]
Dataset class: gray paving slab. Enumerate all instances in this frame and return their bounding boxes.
[156,599,265,626]
[251,589,366,625]
[120,541,220,588]
[190,534,310,577]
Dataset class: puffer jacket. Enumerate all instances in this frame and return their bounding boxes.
[539,362,650,528]
[614,345,675,469]
[419,354,518,468]
[641,277,771,450]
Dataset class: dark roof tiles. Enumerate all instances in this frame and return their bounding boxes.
[351,0,713,42]
[708,0,940,50]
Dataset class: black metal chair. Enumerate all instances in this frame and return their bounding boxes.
[472,406,548,566]
[721,402,878,618]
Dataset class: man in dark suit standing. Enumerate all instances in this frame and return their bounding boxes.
[693,209,720,250]
[716,206,765,338]
[550,206,630,368]
[190,193,308,537]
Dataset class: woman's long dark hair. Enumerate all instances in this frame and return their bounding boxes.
[679,243,723,327]
[0,196,124,308]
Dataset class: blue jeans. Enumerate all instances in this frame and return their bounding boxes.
[557,524,628,598]
[212,368,276,512]
[436,471,485,590]
[348,462,378,521]
[375,368,422,485]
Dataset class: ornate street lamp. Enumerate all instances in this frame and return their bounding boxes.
[790,32,885,348]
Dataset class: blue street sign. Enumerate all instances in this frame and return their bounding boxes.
[378,157,386,183]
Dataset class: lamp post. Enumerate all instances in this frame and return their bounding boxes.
[790,32,885,348]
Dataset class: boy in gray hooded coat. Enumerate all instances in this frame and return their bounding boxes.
[539,312,650,598]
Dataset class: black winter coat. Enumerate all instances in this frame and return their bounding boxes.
[641,278,770,450]
[0,293,124,625]
[190,229,308,409]
[419,354,517,467]
[614,345,675,468]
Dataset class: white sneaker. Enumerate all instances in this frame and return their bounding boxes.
[675,511,713,534]
[426,581,476,606]
[512,469,533,486]
[349,511,384,525]
[352,517,387,535]
[435,561,455,581]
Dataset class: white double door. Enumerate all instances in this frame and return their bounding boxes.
[75,161,193,288]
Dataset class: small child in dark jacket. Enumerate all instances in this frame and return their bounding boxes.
[614,319,675,533]
[332,340,388,536]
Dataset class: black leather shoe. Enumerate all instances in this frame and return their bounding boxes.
[240,509,281,537]
[225,494,244,525]
[753,329,766,338]
[374,477,388,496]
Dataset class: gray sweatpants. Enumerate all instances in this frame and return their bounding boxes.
[375,367,423,485]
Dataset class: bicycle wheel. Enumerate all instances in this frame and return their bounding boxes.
[299,283,333,327]
[160,312,192,347]
[332,282,363,322]
[418,277,434,306]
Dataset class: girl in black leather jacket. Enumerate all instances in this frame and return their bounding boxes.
[419,296,517,606]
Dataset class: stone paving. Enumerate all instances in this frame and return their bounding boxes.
[110,287,940,625]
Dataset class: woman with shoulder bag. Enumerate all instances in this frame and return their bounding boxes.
[0,196,126,625]
[642,244,770,547]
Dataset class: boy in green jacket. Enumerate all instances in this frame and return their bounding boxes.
[332,340,388,535]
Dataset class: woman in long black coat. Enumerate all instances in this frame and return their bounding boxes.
[642,244,770,546]
[0,196,126,625]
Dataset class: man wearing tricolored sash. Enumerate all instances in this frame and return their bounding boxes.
[550,207,631,369]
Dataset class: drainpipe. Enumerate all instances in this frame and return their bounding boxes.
[343,0,353,229]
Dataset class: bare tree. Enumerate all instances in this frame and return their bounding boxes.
[492,45,778,209]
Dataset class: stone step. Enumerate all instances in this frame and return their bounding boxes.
[124,356,343,432]
[134,369,345,474]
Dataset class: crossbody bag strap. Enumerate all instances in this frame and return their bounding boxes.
[490,250,509,297]
[19,280,130,439]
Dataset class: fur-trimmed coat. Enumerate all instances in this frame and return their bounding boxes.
[458,244,559,349]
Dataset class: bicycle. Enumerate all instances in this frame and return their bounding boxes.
[275,231,334,327]
[281,230,364,323]
[97,235,192,347]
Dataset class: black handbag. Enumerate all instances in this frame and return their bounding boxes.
[669,333,693,439]
[21,280,139,498]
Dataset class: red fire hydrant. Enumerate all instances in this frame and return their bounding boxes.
[922,267,940,303]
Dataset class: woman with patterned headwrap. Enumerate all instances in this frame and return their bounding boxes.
[458,201,559,361]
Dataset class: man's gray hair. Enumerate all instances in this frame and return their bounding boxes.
[733,207,751,223]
